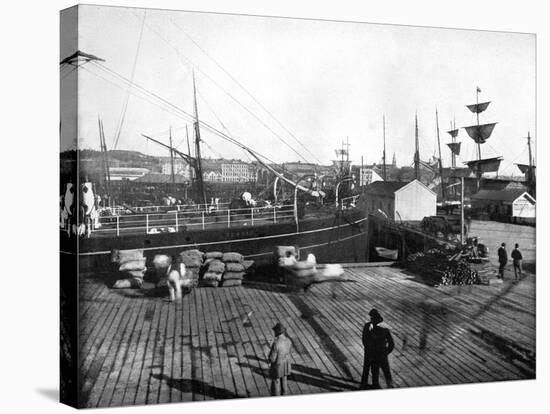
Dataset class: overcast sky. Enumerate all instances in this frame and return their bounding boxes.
[61,5,535,175]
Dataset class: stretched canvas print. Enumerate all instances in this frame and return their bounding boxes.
[60,4,536,409]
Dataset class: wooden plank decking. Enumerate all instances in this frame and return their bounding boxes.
[78,265,536,408]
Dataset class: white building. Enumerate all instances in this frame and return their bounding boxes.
[471,189,536,222]
[364,179,436,221]
[360,168,384,187]
[221,161,256,183]
[203,169,223,182]
[108,167,150,181]
[161,160,191,180]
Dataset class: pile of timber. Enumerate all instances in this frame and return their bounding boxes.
[406,247,482,286]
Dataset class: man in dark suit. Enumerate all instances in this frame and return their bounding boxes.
[360,309,395,389]
[511,243,523,281]
[497,243,508,279]
[269,322,292,396]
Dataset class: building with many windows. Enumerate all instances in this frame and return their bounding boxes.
[221,161,256,183]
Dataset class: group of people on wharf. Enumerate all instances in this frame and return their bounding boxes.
[268,308,395,396]
[498,243,524,281]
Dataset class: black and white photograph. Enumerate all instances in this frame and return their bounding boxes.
[56,2,538,410]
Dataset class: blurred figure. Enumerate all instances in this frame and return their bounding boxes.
[360,309,395,389]
[268,322,292,396]
[511,243,523,281]
[497,243,507,279]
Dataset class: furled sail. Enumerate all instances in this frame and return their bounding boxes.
[446,142,461,155]
[466,101,491,114]
[464,157,502,174]
[446,129,459,138]
[463,122,497,144]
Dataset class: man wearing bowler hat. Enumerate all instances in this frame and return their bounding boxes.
[268,322,292,396]
[360,308,395,389]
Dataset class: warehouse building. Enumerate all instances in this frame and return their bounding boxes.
[364,179,436,221]
[470,189,536,224]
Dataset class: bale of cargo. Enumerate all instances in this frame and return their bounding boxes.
[112,277,143,289]
[179,254,203,268]
[222,252,243,263]
[180,249,204,258]
[206,259,225,274]
[278,256,297,267]
[204,251,223,260]
[276,245,298,259]
[119,258,147,272]
[225,262,245,273]
[221,279,242,287]
[318,264,345,282]
[111,249,144,264]
[202,272,222,282]
[222,271,245,281]
[152,254,172,270]
[201,271,221,287]
[124,269,146,279]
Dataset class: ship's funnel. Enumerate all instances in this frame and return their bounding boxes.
[463,122,497,144]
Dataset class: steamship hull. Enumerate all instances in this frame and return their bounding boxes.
[62,209,368,272]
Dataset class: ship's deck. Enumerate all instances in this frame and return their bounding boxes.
[78,264,536,408]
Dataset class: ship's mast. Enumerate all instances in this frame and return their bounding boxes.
[447,119,459,169]
[169,126,176,194]
[475,88,482,161]
[192,71,207,206]
[97,117,111,198]
[463,86,500,188]
[527,131,533,183]
[435,108,445,201]
[526,131,535,196]
[414,113,420,181]
[382,115,387,180]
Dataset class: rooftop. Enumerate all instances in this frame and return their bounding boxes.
[364,180,409,196]
[471,189,534,203]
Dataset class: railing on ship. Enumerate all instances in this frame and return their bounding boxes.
[340,195,360,210]
[88,203,296,236]
[104,201,231,216]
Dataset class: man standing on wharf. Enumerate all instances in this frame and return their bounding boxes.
[511,243,523,281]
[268,322,292,396]
[498,242,508,279]
[360,309,395,390]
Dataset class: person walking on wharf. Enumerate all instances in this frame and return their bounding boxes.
[497,243,508,279]
[268,322,292,396]
[360,309,395,390]
[511,243,523,281]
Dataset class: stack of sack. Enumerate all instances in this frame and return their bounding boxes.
[179,249,203,287]
[221,252,246,287]
[201,258,224,287]
[111,249,146,288]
